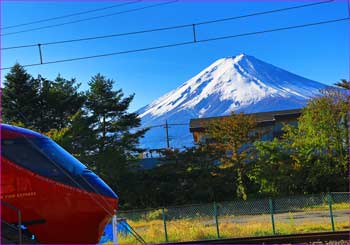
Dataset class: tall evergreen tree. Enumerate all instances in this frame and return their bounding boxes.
[2,63,39,126]
[36,74,85,132]
[2,63,85,133]
[84,74,147,186]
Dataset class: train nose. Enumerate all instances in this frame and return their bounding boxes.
[80,170,118,200]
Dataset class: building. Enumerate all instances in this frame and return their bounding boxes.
[189,109,302,144]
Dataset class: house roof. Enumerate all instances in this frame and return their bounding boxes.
[189,108,302,132]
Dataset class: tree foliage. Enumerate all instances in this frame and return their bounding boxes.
[37,75,86,132]
[2,64,85,132]
[205,113,258,200]
[82,74,147,189]
[288,88,348,192]
[250,139,298,195]
[2,63,40,126]
[252,88,349,195]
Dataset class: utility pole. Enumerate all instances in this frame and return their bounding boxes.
[165,120,170,148]
[347,0,350,187]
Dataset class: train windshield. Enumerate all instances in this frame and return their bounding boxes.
[2,137,87,176]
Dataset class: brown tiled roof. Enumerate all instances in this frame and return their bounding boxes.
[189,108,301,132]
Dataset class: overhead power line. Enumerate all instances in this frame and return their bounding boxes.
[1,1,178,37]
[1,17,348,71]
[2,0,334,50]
[1,23,191,50]
[139,122,189,130]
[1,1,141,30]
[137,122,190,149]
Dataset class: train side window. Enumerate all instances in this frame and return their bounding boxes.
[1,139,61,177]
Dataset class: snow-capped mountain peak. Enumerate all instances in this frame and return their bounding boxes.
[139,53,325,122]
[137,53,327,148]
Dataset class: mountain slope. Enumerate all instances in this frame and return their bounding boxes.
[137,53,327,149]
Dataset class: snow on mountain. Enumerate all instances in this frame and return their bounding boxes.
[137,53,327,149]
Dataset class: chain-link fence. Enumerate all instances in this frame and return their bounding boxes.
[102,192,350,244]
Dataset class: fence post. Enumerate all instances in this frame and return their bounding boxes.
[328,193,335,232]
[18,209,22,244]
[213,202,220,239]
[112,214,118,244]
[269,198,276,235]
[162,207,169,243]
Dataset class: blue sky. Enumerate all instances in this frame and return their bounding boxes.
[1,0,349,112]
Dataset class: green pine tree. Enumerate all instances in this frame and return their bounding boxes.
[2,63,40,127]
[36,74,86,132]
[2,64,86,133]
[84,73,147,186]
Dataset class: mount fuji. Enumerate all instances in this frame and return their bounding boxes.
[137,53,327,149]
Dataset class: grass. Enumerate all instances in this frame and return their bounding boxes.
[112,202,350,244]
[302,202,350,211]
[117,216,349,244]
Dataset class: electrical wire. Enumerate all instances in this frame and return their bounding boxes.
[1,0,334,50]
[137,123,189,132]
[1,17,349,71]
[1,1,141,30]
[1,24,191,50]
[1,1,178,37]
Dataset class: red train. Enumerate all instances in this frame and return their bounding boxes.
[1,124,118,243]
